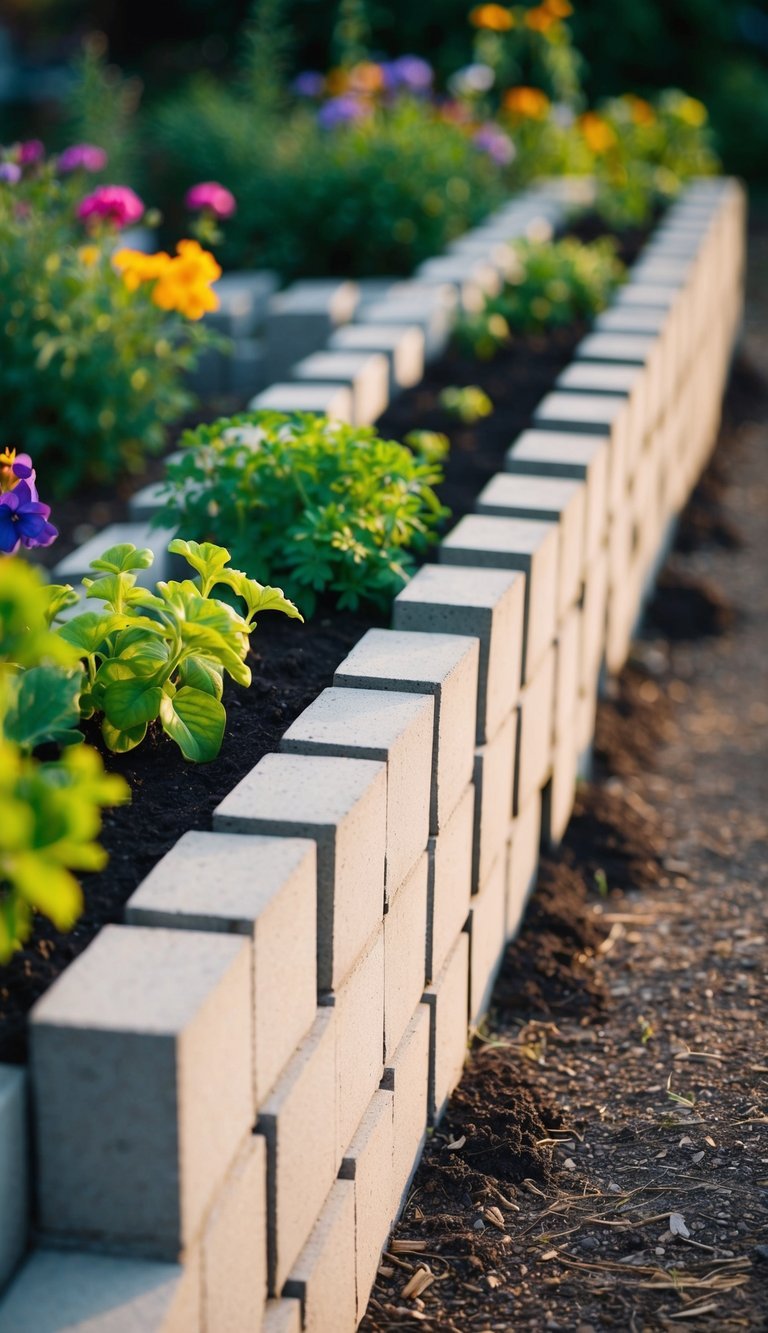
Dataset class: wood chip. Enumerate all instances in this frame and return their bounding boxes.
[390,1239,429,1254]
[400,1265,435,1300]
[444,1134,466,1152]
[483,1205,506,1230]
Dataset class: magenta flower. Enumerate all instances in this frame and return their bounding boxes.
[58,143,108,174]
[77,185,145,229]
[185,181,236,219]
[19,140,45,166]
[0,481,58,554]
[0,163,21,185]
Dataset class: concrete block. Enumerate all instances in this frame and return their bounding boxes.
[423,931,470,1124]
[214,753,386,993]
[283,1180,356,1333]
[31,925,252,1259]
[575,330,662,435]
[334,628,479,835]
[612,282,677,311]
[263,280,359,380]
[415,255,501,313]
[54,522,176,586]
[468,854,507,1026]
[258,1008,337,1295]
[580,547,609,695]
[515,643,555,814]
[576,683,599,762]
[474,472,586,615]
[328,323,425,393]
[227,338,268,398]
[264,1299,302,1333]
[208,270,279,339]
[355,296,454,361]
[340,1089,395,1321]
[384,853,429,1060]
[506,795,541,940]
[393,563,525,745]
[532,392,629,517]
[594,305,669,337]
[384,1004,430,1221]
[555,360,646,468]
[473,709,517,893]
[0,1066,27,1290]
[324,926,385,1163]
[545,724,578,848]
[554,602,581,745]
[447,234,519,280]
[0,1249,200,1333]
[439,514,558,682]
[427,784,474,984]
[292,350,389,426]
[126,830,316,1105]
[247,382,353,423]
[503,429,609,566]
[202,1136,267,1333]
[281,687,432,898]
[630,255,693,286]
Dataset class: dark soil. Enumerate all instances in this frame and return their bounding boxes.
[647,566,738,640]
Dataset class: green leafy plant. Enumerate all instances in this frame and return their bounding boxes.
[456,235,624,355]
[57,539,302,761]
[0,558,129,961]
[438,385,494,422]
[156,413,449,614]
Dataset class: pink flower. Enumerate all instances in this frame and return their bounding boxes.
[58,143,108,174]
[19,139,45,166]
[77,185,145,229]
[185,181,236,219]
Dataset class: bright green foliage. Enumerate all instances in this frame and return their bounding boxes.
[57,539,302,761]
[456,236,624,355]
[156,413,449,614]
[438,386,494,423]
[403,430,450,464]
[0,166,220,495]
[0,559,129,962]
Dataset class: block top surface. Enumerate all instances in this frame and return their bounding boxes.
[575,332,655,363]
[612,283,676,309]
[215,751,386,829]
[125,829,315,931]
[293,350,387,379]
[508,428,607,466]
[31,924,248,1034]
[556,363,641,395]
[442,513,558,559]
[330,324,423,351]
[594,307,668,335]
[334,626,478,689]
[282,686,433,755]
[476,472,583,517]
[250,384,352,413]
[0,1249,191,1333]
[394,562,523,611]
[53,522,171,579]
[534,391,627,429]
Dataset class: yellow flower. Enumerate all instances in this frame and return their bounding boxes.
[115,242,221,320]
[470,5,515,31]
[504,86,551,120]
[578,111,618,154]
[114,248,172,292]
[677,96,707,128]
[524,5,557,32]
[77,245,101,268]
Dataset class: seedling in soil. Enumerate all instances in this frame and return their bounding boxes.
[666,1074,697,1108]
[594,868,609,897]
[638,1015,655,1045]
[438,384,494,423]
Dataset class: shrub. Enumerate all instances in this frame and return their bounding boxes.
[0,149,223,495]
[456,235,624,355]
[156,413,449,613]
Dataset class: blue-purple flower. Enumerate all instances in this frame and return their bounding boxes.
[0,481,58,554]
[317,95,371,130]
[473,123,516,166]
[381,56,434,94]
[293,71,326,99]
[0,162,21,185]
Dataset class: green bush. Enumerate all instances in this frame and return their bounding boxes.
[456,235,624,355]
[156,412,449,613]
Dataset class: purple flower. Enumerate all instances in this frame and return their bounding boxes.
[0,163,21,185]
[473,124,516,166]
[18,139,45,166]
[382,56,433,94]
[77,185,144,229]
[317,95,371,130]
[58,143,108,175]
[0,450,36,498]
[0,481,57,554]
[185,181,236,218]
[293,71,326,98]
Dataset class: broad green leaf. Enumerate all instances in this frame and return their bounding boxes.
[57,611,119,657]
[168,539,232,593]
[89,544,155,575]
[103,676,163,731]
[41,583,80,625]
[4,665,83,752]
[218,569,303,623]
[101,717,148,753]
[177,655,224,699]
[12,852,83,930]
[159,686,226,762]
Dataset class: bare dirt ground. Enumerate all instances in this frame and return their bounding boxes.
[361,222,768,1332]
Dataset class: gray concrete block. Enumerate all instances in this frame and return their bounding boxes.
[227,338,268,399]
[473,709,517,893]
[262,281,360,381]
[292,350,389,426]
[385,1004,430,1222]
[515,643,555,814]
[427,784,474,984]
[0,1066,27,1290]
[580,548,609,695]
[355,297,454,361]
[414,255,501,313]
[545,724,578,848]
[283,1180,356,1333]
[31,925,252,1258]
[612,282,677,311]
[328,323,425,393]
[504,429,609,566]
[281,687,433,899]
[214,753,386,993]
[575,331,656,366]
[532,392,629,517]
[0,1249,200,1333]
[630,256,692,287]
[594,305,669,337]
[340,1089,395,1321]
[264,1299,302,1333]
[384,853,429,1060]
[202,1136,267,1333]
[467,854,507,1025]
[506,795,541,940]
[474,472,586,616]
[423,931,469,1124]
[207,270,279,339]
[322,926,385,1164]
[439,514,558,683]
[334,628,479,836]
[393,563,524,746]
[554,602,581,746]
[125,830,317,1107]
[247,382,353,423]
[258,1008,337,1295]
[54,522,177,586]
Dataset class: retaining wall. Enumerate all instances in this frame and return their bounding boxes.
[0,177,746,1332]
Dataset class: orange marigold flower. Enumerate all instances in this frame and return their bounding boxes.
[115,241,221,320]
[504,86,551,119]
[470,5,515,31]
[524,6,557,32]
[578,112,618,154]
[543,0,572,15]
[114,248,172,292]
[347,61,386,93]
[625,94,656,126]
